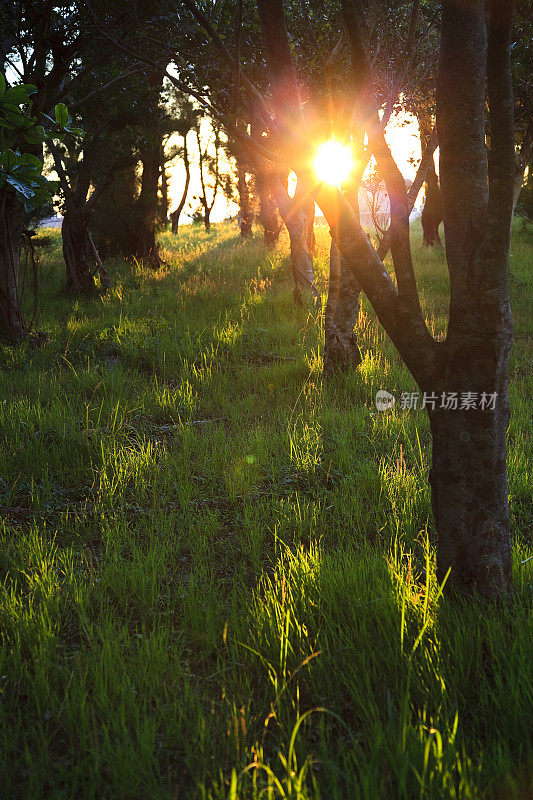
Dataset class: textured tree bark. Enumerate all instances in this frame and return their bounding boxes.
[133,143,160,267]
[323,240,362,374]
[256,172,281,246]
[272,178,318,300]
[0,195,25,341]
[429,395,511,595]
[62,208,95,294]
[203,207,211,231]
[421,162,443,246]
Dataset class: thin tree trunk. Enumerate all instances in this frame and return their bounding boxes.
[421,162,443,246]
[160,144,169,225]
[171,137,190,234]
[62,207,95,294]
[237,163,253,237]
[0,195,25,341]
[323,240,362,374]
[204,207,211,231]
[512,121,532,214]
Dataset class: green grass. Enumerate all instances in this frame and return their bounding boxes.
[0,219,532,799]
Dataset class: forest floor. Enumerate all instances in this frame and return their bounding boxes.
[1,220,532,799]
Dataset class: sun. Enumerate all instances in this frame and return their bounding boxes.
[313,139,355,187]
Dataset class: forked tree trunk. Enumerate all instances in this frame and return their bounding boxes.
[62,208,95,294]
[0,195,25,341]
[421,164,443,246]
[323,240,362,374]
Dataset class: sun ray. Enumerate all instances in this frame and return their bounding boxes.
[313,139,355,187]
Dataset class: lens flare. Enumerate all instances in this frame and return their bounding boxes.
[314,139,355,187]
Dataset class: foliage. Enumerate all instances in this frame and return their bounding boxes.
[0,75,81,213]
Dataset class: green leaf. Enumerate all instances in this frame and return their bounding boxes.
[0,74,5,96]
[5,174,36,198]
[54,103,69,127]
[17,153,43,170]
[3,85,35,106]
[0,149,17,170]
[24,125,46,144]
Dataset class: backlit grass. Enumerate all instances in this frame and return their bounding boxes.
[0,220,532,799]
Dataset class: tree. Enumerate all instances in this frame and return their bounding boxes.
[252,0,515,596]
[0,0,100,339]
[194,116,223,231]
[166,92,197,233]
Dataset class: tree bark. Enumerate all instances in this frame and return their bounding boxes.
[421,162,443,246]
[204,207,211,231]
[429,389,511,595]
[512,121,532,214]
[62,208,95,294]
[133,143,160,267]
[323,240,362,374]
[0,195,25,342]
[272,177,318,300]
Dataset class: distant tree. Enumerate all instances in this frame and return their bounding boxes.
[194,116,223,231]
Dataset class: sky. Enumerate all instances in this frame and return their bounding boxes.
[166,110,429,223]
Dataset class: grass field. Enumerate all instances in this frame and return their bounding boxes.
[0,220,532,799]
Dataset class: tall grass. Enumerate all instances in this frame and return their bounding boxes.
[0,220,531,798]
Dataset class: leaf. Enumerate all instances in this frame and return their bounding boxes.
[0,74,5,96]
[0,149,17,170]
[54,103,69,127]
[5,174,36,198]
[17,153,42,170]
[24,125,46,144]
[3,85,35,106]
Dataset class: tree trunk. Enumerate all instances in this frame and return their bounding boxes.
[62,208,95,294]
[512,121,532,215]
[133,144,160,268]
[421,163,443,246]
[0,195,25,341]
[429,388,511,595]
[272,177,318,301]
[159,145,169,225]
[204,207,211,231]
[171,138,191,234]
[323,240,362,374]
[257,173,281,245]
[237,163,253,237]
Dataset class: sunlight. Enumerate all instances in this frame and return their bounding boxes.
[313,138,355,187]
